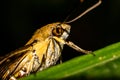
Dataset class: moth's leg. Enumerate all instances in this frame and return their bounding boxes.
[9,76,17,80]
[59,56,62,64]
[53,36,94,56]
[66,41,95,56]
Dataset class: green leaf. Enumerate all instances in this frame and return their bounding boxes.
[21,42,120,80]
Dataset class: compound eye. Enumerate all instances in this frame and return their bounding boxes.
[52,24,64,37]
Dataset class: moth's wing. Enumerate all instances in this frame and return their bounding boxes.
[0,45,34,79]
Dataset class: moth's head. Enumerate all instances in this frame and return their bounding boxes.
[52,22,71,40]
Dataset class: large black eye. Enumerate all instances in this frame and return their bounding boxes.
[52,24,64,37]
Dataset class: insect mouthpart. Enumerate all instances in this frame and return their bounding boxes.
[52,23,71,40]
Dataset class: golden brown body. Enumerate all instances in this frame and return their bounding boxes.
[0,22,71,80]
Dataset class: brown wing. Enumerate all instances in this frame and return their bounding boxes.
[0,45,33,80]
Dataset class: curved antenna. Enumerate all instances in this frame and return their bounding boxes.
[65,0,102,24]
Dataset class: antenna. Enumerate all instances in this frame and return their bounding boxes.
[65,0,102,24]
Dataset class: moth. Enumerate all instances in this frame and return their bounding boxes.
[0,0,101,80]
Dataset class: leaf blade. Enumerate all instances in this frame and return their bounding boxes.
[21,42,120,80]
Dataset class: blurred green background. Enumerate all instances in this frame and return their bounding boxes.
[1,0,120,62]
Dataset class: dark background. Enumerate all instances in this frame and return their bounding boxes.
[1,0,120,61]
